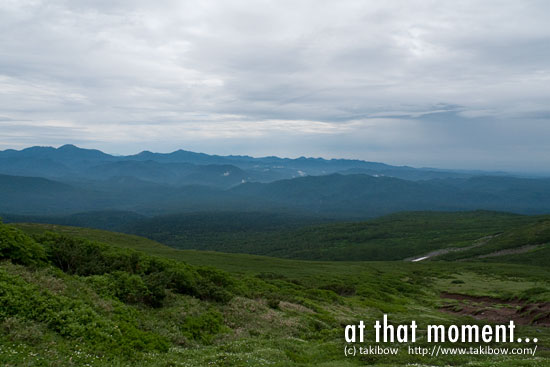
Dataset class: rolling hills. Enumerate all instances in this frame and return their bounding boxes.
[120,210,537,261]
[8,210,549,264]
[3,172,550,217]
[1,220,549,366]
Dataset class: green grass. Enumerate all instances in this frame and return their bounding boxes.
[2,221,549,366]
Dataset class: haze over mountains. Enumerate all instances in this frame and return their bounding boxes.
[0,144,487,184]
[1,144,550,218]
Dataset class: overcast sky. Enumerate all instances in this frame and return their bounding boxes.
[1,1,549,172]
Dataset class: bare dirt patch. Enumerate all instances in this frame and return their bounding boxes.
[440,292,550,326]
[405,235,498,262]
[478,244,546,258]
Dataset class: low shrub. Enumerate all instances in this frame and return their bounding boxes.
[34,232,236,306]
[181,309,226,344]
[0,268,169,354]
[0,222,45,266]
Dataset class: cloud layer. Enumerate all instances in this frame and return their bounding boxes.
[1,0,549,171]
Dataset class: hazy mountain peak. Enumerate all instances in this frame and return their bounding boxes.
[21,145,56,153]
[58,144,78,150]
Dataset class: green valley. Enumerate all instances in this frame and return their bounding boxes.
[1,217,549,366]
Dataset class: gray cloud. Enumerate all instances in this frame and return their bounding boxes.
[0,0,549,172]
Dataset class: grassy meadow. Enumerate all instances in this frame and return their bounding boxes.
[0,219,547,366]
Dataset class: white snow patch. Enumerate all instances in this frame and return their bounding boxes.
[411,256,430,262]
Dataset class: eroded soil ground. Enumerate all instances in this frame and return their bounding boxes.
[440,292,550,326]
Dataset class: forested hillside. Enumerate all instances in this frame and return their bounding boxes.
[7,210,550,267]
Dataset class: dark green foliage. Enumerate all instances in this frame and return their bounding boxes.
[319,282,356,296]
[36,231,235,306]
[84,271,168,307]
[110,271,152,304]
[131,211,535,261]
[267,298,280,309]
[166,266,198,295]
[89,270,170,307]
[181,309,226,344]
[195,267,235,303]
[2,210,146,232]
[39,231,169,277]
[0,221,45,266]
[0,268,169,355]
[142,271,172,307]
[126,211,325,242]
[0,221,246,361]
[39,232,111,275]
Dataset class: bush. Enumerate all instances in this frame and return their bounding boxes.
[1,316,45,344]
[167,265,199,295]
[181,309,226,344]
[34,232,236,306]
[267,298,280,309]
[319,282,356,296]
[111,271,151,304]
[0,223,45,266]
[0,268,169,354]
[142,271,170,307]
[194,267,234,303]
[38,233,110,275]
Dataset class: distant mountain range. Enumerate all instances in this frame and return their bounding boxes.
[1,144,550,217]
[0,144,504,186]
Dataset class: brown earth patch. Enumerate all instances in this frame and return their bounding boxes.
[440,292,550,326]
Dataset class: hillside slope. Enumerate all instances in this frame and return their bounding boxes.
[9,211,549,263]
[231,174,550,216]
[434,216,550,266]
[118,211,537,261]
[4,221,550,366]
